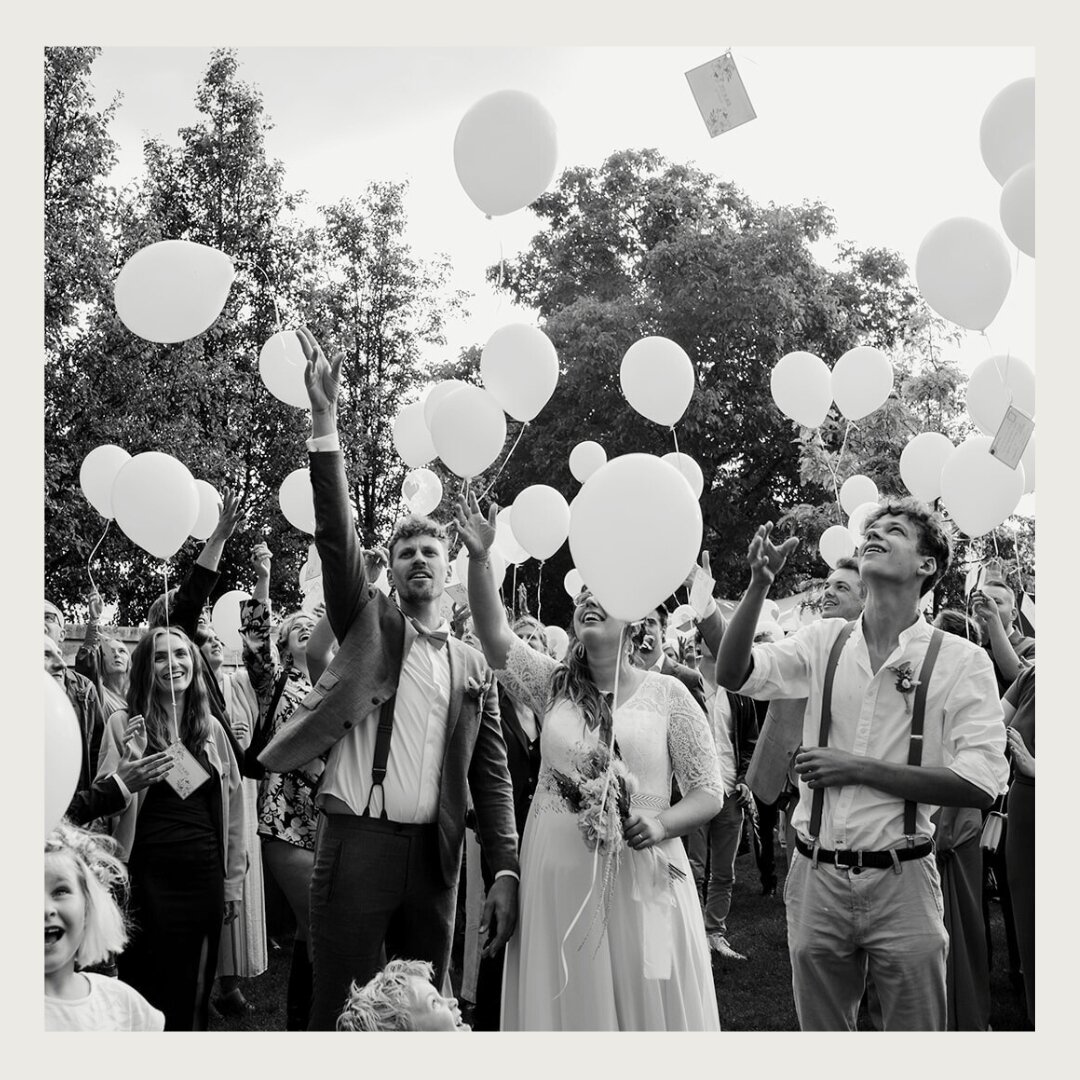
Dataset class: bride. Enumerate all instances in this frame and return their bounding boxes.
[455,493,723,1031]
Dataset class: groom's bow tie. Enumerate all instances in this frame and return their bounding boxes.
[410,618,450,648]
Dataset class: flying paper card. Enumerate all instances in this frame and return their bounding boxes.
[685,51,757,137]
[989,406,1035,471]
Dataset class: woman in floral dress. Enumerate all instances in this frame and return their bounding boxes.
[455,495,724,1031]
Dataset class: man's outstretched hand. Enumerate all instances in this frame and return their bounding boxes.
[297,327,343,417]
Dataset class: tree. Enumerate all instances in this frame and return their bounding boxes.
[472,149,928,627]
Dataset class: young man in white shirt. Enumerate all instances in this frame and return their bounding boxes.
[716,499,1008,1030]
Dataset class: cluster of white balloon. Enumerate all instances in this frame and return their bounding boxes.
[910,77,1035,539]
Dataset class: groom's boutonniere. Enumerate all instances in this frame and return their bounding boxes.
[465,676,485,702]
[887,661,920,712]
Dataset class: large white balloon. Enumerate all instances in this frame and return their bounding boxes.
[79,445,131,520]
[831,346,894,421]
[966,354,1036,436]
[259,330,310,409]
[1020,432,1036,494]
[190,480,222,541]
[847,501,880,544]
[453,90,558,217]
[979,77,1035,186]
[393,403,438,468]
[915,218,1011,331]
[112,452,200,560]
[114,240,234,344]
[429,386,507,479]
[401,468,443,516]
[899,431,955,502]
[455,545,508,592]
[279,468,316,534]
[620,337,695,426]
[511,485,571,561]
[662,452,704,499]
[770,351,832,427]
[211,589,252,652]
[940,436,1026,537]
[569,441,607,484]
[423,380,470,430]
[44,672,83,839]
[569,454,702,623]
[839,475,879,516]
[494,507,530,566]
[480,324,559,422]
[819,524,857,570]
[1000,163,1035,257]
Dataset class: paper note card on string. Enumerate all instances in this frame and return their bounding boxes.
[685,52,757,137]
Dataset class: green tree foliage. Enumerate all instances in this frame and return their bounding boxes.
[471,149,930,627]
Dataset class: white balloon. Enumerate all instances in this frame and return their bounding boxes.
[831,346,894,421]
[430,386,507,479]
[259,330,310,409]
[847,501,880,544]
[112,452,200,560]
[966,355,1035,436]
[899,431,955,502]
[480,323,559,422]
[839,475,879,516]
[620,337,695,426]
[79,444,131,520]
[423,380,470,430]
[569,440,607,484]
[511,485,571,561]
[453,90,558,217]
[279,468,316,534]
[819,524,858,570]
[1000,162,1035,257]
[545,625,569,661]
[661,452,704,499]
[980,77,1035,186]
[770,351,832,427]
[494,507,530,565]
[401,468,443,516]
[1020,432,1036,494]
[564,568,584,598]
[940,436,1026,537]
[114,240,235,344]
[455,545,507,591]
[569,454,702,623]
[44,672,82,839]
[393,403,438,468]
[190,480,222,540]
[211,589,252,652]
[915,218,1011,332]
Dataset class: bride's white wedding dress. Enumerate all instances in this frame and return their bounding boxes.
[496,638,723,1031]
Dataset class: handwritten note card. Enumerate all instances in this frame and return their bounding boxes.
[163,741,211,800]
[685,52,757,137]
[989,406,1035,471]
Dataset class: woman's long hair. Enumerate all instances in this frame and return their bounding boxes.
[547,625,631,738]
[127,627,214,755]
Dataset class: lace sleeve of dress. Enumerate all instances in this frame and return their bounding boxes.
[667,678,725,802]
[241,598,281,702]
[493,635,557,717]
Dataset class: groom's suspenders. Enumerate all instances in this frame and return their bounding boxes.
[362,695,397,820]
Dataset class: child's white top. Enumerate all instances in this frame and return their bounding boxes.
[45,973,165,1031]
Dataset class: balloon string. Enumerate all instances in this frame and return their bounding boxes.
[512,563,518,621]
[477,422,528,503]
[162,562,178,743]
[817,430,844,524]
[234,256,283,336]
[553,624,624,1001]
[536,560,544,622]
[86,518,112,597]
[671,426,680,455]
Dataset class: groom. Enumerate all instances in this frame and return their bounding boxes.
[260,328,520,1031]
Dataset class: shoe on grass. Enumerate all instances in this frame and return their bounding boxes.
[707,933,747,960]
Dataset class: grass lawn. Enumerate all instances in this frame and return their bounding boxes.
[211,845,1028,1032]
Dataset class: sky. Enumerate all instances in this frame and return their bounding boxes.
[88,45,1036,377]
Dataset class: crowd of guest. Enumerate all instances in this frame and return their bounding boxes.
[45,328,1035,1032]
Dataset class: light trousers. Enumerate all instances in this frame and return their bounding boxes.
[785,848,949,1031]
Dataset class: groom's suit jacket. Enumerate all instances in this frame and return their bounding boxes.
[260,449,519,888]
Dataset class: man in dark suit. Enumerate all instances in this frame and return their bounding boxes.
[259,329,519,1031]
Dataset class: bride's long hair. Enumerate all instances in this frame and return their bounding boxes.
[547,625,633,737]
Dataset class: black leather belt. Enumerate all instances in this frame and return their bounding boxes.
[795,836,933,869]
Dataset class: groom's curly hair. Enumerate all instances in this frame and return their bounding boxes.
[387,514,449,561]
